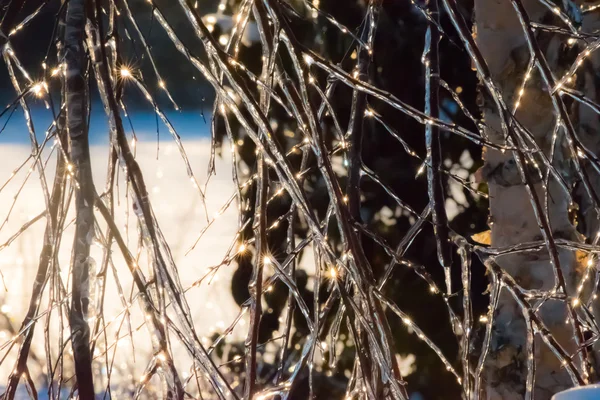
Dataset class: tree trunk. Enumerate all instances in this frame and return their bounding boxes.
[472,0,597,398]
[65,0,96,397]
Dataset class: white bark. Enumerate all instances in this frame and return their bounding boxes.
[474,1,597,398]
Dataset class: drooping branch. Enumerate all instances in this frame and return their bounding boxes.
[4,0,600,398]
[424,0,452,294]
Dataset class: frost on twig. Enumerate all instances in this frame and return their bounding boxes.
[1,0,600,399]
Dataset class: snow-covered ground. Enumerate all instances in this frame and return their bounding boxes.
[0,108,249,393]
[0,107,418,397]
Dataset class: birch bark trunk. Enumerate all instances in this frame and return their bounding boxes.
[473,0,597,398]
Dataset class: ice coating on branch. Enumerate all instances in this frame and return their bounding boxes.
[3,0,600,398]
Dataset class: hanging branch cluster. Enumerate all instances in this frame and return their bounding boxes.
[3,0,600,398]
